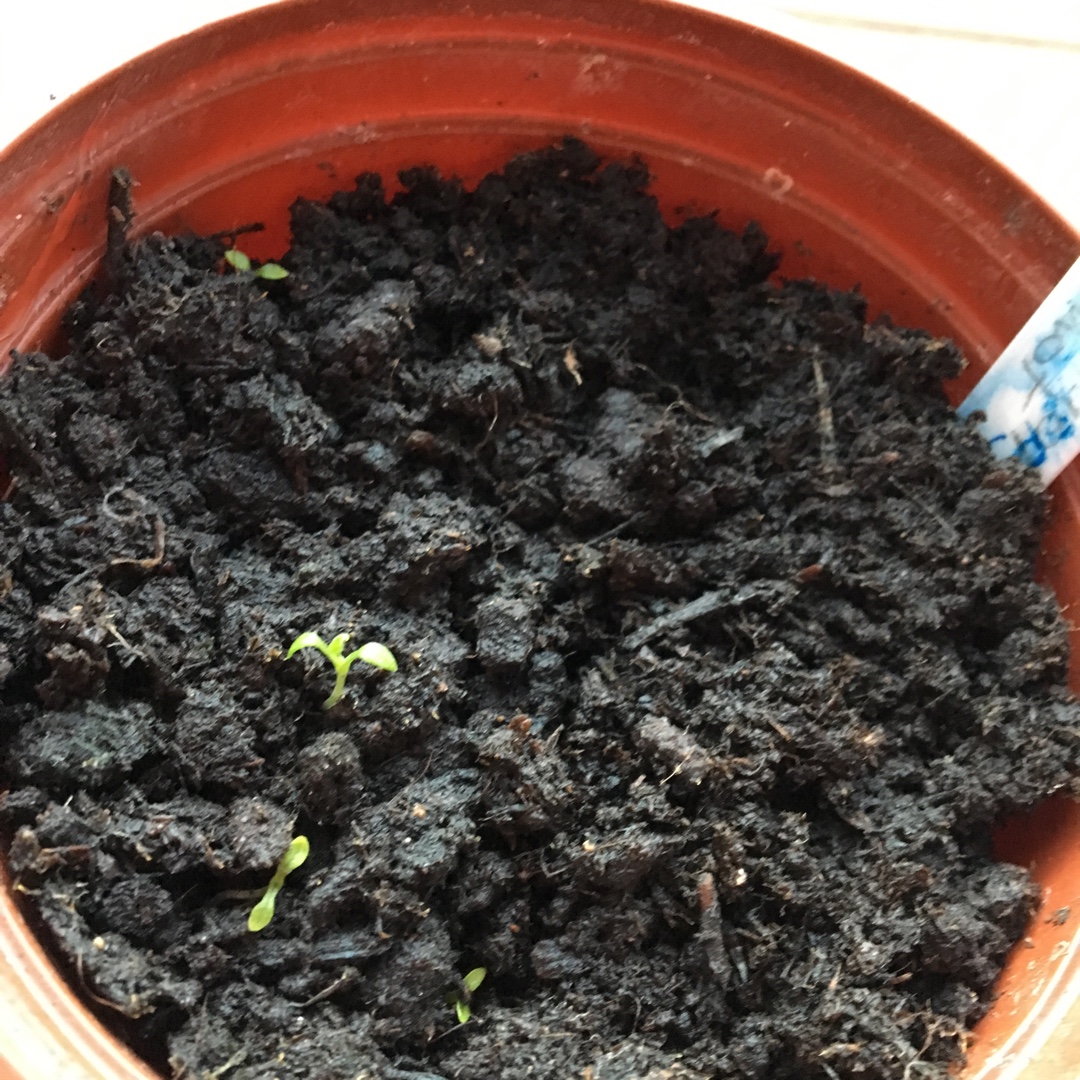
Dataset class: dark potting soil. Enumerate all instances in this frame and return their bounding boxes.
[1,139,1078,1080]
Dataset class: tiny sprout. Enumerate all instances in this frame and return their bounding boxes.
[224,246,290,280]
[447,966,487,1024]
[248,835,309,932]
[286,632,398,708]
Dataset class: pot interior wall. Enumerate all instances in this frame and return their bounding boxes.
[0,3,1079,1078]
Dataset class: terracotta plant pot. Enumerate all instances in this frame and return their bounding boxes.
[1,2,1079,1077]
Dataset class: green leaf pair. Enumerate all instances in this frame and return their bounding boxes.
[224,247,290,280]
[286,632,398,708]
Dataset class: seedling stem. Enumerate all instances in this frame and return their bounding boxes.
[248,835,309,932]
[286,632,397,708]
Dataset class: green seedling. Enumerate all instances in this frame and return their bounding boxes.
[286,632,398,708]
[224,246,290,280]
[248,835,309,932]
[446,966,487,1024]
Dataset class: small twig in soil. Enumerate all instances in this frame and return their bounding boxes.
[475,397,500,451]
[109,514,166,571]
[204,1049,249,1079]
[811,350,839,475]
[888,478,960,546]
[623,590,725,651]
[210,888,264,905]
[74,951,135,1016]
[695,872,732,986]
[900,1016,965,1080]
[102,620,148,664]
[207,222,265,242]
[629,360,716,425]
[103,487,167,572]
[293,968,359,1007]
[587,511,647,545]
[661,395,716,425]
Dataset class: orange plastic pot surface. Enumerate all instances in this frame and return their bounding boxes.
[1,2,1079,1077]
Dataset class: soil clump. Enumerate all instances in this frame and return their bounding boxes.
[1,139,1077,1080]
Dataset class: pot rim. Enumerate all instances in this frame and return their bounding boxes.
[1,4,1079,1080]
